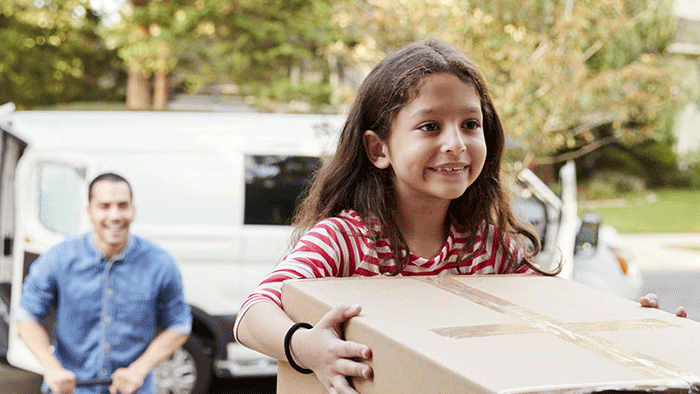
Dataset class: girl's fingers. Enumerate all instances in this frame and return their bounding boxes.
[319,304,362,329]
[334,358,373,379]
[639,294,686,318]
[676,306,687,318]
[337,340,372,360]
[329,375,361,394]
[639,293,659,308]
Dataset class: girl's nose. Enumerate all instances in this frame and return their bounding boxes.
[441,125,467,153]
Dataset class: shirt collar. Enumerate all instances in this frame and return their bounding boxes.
[88,233,133,262]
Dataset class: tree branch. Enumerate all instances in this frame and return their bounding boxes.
[535,136,618,165]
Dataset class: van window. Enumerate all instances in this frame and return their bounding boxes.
[244,155,321,225]
[39,163,83,235]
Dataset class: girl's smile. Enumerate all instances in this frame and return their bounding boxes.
[428,162,469,174]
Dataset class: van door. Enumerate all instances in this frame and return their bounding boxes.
[0,130,27,357]
[1,131,26,284]
[7,150,94,373]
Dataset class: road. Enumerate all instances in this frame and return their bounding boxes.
[621,233,700,319]
[643,270,700,318]
[2,234,699,393]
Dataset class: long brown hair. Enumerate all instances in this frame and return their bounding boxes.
[294,39,559,276]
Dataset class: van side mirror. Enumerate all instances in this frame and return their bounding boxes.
[575,213,600,254]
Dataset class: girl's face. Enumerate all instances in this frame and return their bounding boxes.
[368,73,487,206]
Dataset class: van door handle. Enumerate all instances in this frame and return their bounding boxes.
[3,237,12,256]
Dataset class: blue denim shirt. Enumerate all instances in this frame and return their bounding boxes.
[18,233,192,394]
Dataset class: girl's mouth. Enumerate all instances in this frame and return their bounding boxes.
[430,165,467,172]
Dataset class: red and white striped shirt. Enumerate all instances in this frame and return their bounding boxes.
[234,209,526,339]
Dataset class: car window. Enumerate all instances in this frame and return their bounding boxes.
[244,155,322,225]
[39,163,83,235]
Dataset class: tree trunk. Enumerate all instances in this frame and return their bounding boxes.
[126,62,151,110]
[152,70,168,110]
[152,41,170,110]
[126,0,151,110]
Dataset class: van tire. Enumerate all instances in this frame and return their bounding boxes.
[153,334,212,394]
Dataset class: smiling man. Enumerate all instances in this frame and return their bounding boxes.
[16,173,192,394]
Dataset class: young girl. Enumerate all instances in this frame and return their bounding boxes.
[234,39,679,394]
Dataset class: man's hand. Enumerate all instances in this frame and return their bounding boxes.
[109,366,146,394]
[639,293,687,317]
[44,366,76,394]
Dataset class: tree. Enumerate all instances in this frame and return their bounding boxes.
[0,0,123,109]
[109,0,171,109]
[207,0,337,111]
[109,0,335,111]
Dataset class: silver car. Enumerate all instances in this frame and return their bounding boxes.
[512,161,643,300]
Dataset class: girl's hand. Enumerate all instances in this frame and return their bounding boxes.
[639,293,687,318]
[292,304,373,394]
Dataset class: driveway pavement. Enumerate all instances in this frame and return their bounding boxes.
[620,233,700,272]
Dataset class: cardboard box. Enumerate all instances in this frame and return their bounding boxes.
[278,275,700,394]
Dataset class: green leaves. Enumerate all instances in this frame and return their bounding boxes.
[322,0,693,158]
[2,0,693,155]
[0,0,122,108]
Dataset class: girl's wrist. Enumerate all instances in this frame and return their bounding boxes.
[284,322,314,374]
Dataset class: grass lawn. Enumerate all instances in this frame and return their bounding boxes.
[580,189,700,233]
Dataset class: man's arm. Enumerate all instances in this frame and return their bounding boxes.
[109,328,188,394]
[17,320,76,394]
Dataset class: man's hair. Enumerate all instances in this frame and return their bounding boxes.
[88,173,133,202]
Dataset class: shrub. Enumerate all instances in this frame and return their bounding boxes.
[579,171,647,200]
[575,140,680,189]
[629,141,678,187]
[676,150,700,189]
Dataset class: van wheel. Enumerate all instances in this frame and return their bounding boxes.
[153,335,212,394]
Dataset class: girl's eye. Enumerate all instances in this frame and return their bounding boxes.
[463,120,480,130]
[418,122,439,132]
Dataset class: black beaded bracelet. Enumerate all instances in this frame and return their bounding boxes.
[283,322,314,374]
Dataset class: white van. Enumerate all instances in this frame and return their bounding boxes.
[0,103,643,394]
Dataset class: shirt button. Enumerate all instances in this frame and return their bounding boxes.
[104,343,110,349]
[104,315,111,323]
[106,288,113,295]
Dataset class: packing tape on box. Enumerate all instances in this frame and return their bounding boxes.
[431,318,676,338]
[418,276,700,389]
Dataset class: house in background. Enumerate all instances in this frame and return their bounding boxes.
[669,0,700,160]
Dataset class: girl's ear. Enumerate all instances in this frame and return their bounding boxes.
[363,130,391,169]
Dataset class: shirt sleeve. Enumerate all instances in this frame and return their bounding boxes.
[233,217,355,341]
[156,254,192,335]
[18,247,60,322]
